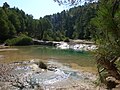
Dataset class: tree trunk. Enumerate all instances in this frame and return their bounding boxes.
[97,57,120,80]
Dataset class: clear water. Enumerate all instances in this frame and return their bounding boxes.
[0,45,95,67]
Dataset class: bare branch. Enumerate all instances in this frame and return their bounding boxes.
[53,0,96,6]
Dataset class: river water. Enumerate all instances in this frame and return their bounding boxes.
[0,45,97,90]
[0,45,95,67]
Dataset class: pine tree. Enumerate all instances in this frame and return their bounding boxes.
[91,0,120,88]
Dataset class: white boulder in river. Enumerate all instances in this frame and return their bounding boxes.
[57,42,69,49]
[56,42,97,51]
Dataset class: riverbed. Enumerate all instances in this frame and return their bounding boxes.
[0,60,97,90]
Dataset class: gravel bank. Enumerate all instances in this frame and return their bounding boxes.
[0,60,98,90]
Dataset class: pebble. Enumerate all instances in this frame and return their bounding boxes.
[0,60,98,90]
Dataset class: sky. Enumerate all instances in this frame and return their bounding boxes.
[0,0,69,19]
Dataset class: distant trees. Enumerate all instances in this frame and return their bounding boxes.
[0,2,53,43]
[53,0,95,6]
[45,2,97,40]
[0,7,16,42]
[3,2,10,9]
[0,2,97,43]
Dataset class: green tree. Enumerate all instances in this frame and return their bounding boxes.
[0,7,16,41]
[91,0,120,82]
[3,2,10,9]
[26,14,35,37]
[45,3,97,40]
[8,12,21,33]
[0,18,9,41]
[55,0,120,89]
[39,18,52,40]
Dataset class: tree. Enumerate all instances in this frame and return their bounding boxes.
[54,0,120,89]
[54,0,95,5]
[91,0,120,84]
[0,18,9,41]
[39,18,52,40]
[8,13,21,33]
[45,3,96,40]
[0,8,15,41]
[3,2,10,9]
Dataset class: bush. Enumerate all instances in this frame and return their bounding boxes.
[54,37,61,42]
[64,37,70,42]
[5,35,33,46]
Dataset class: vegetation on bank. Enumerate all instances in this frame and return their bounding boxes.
[0,2,97,44]
[55,0,120,89]
[5,34,33,46]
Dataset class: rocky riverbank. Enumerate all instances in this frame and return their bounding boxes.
[32,39,97,51]
[0,60,98,90]
[1,39,97,51]
[0,44,9,49]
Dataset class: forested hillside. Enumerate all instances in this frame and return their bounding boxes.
[0,2,97,44]
[44,2,97,40]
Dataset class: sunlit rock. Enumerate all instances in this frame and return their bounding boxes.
[29,64,39,71]
[57,42,69,49]
[56,41,97,51]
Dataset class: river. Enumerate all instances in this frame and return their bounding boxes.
[0,45,98,90]
[0,45,96,71]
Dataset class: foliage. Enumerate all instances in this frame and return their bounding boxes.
[0,8,16,42]
[91,0,120,88]
[5,34,33,46]
[55,0,120,89]
[53,0,95,6]
[0,2,97,43]
[0,3,53,42]
[45,2,97,40]
[64,37,70,42]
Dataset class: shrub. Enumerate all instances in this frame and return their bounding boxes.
[5,34,33,46]
[64,37,70,42]
[54,37,61,42]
